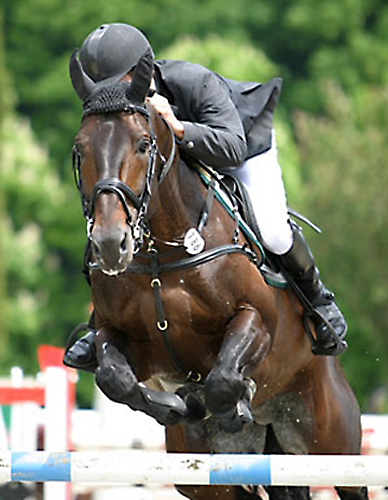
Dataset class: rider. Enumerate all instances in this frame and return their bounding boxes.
[64,22,347,370]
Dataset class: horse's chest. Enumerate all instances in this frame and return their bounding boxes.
[151,282,233,333]
[93,269,241,378]
[94,256,247,331]
[133,276,234,330]
[113,283,232,379]
[132,287,231,350]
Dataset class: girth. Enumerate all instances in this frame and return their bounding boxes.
[124,243,258,275]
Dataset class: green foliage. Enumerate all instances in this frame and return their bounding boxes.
[0,104,95,404]
[280,0,388,112]
[1,0,388,410]
[0,10,10,352]
[1,113,88,366]
[294,81,388,407]
[161,35,278,81]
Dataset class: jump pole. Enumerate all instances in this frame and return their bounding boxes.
[1,451,388,487]
[0,347,76,500]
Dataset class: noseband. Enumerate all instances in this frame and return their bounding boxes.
[72,102,176,254]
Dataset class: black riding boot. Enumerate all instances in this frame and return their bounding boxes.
[274,224,347,356]
[63,312,98,372]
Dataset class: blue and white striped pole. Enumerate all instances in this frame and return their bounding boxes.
[2,451,388,486]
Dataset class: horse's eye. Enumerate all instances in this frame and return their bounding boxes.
[137,139,150,154]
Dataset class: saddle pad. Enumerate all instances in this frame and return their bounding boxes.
[196,165,288,289]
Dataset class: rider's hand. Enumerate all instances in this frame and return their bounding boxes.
[146,93,185,140]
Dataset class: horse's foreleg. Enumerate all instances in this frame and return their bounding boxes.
[94,332,188,426]
[205,304,271,432]
[335,487,369,500]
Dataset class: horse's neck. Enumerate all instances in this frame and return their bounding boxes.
[149,159,204,240]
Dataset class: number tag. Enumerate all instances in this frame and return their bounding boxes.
[184,228,205,255]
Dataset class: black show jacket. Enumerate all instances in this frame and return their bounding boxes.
[155,59,282,169]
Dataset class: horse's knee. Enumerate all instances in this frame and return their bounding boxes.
[95,343,138,403]
[205,306,270,417]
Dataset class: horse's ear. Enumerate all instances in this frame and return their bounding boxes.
[69,49,96,101]
[125,48,154,105]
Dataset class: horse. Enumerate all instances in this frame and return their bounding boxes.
[69,49,368,500]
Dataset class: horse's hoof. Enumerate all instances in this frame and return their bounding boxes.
[217,400,253,434]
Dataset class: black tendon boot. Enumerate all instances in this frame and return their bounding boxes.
[275,224,347,356]
[63,312,98,372]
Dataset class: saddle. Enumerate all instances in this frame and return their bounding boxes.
[194,163,289,289]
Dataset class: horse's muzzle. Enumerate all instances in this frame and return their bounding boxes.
[90,224,134,276]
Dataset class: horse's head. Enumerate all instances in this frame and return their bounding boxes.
[70,50,175,276]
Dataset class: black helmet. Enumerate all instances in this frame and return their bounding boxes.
[79,23,153,86]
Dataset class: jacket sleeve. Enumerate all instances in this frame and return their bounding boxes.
[177,70,247,168]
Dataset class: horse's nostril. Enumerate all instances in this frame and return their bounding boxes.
[92,239,101,257]
[120,233,128,252]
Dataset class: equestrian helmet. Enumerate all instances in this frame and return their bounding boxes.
[79,23,153,85]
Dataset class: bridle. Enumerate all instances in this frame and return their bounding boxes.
[72,103,176,256]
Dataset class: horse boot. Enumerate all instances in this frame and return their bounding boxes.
[63,312,98,372]
[274,224,348,356]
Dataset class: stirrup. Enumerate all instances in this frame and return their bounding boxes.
[63,323,98,372]
[280,272,348,356]
[303,309,347,356]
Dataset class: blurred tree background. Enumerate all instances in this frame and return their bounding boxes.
[0,0,387,410]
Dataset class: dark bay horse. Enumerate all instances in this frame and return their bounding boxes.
[69,50,368,500]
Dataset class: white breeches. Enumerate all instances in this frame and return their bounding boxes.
[233,133,293,255]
